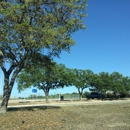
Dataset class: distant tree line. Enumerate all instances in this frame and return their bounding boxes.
[16,60,130,102]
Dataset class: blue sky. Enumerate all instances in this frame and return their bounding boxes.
[1,0,130,98]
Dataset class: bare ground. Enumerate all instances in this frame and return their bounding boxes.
[0,101,130,130]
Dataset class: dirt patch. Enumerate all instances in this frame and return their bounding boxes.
[0,103,130,130]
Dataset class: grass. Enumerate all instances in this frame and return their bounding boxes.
[0,101,130,130]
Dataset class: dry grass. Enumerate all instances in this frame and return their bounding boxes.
[0,102,130,130]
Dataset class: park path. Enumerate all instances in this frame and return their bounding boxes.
[7,99,130,108]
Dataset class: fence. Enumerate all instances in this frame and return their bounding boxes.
[0,93,80,101]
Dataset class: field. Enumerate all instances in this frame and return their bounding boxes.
[0,101,130,130]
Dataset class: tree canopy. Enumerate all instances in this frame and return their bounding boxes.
[70,69,94,100]
[89,71,130,97]
[16,61,72,102]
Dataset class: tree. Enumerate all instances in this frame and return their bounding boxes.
[122,76,130,93]
[110,72,130,98]
[121,76,130,97]
[88,74,103,92]
[0,0,87,112]
[99,72,111,92]
[110,72,124,94]
[16,61,71,102]
[71,69,94,100]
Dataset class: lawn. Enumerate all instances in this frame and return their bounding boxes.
[0,102,130,130]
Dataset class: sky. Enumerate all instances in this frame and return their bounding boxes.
[0,0,130,98]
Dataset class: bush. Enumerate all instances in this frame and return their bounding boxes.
[106,92,114,99]
[82,92,90,98]
[120,91,129,98]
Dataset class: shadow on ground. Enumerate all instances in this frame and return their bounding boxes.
[8,105,60,112]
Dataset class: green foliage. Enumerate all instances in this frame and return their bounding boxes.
[110,72,126,93]
[88,74,104,92]
[16,60,73,102]
[0,0,87,63]
[106,92,115,99]
[71,92,78,95]
[16,60,71,92]
[90,71,130,96]
[71,69,94,89]
[70,69,94,100]
[0,0,87,84]
[95,72,112,92]
[82,91,90,98]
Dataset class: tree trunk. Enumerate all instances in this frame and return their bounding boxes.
[79,93,82,100]
[42,86,50,103]
[0,66,22,113]
[0,74,13,113]
[78,88,83,101]
[45,91,49,103]
[0,87,12,113]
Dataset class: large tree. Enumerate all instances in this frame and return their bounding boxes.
[90,72,111,93]
[71,69,94,100]
[16,61,71,102]
[0,0,87,112]
[109,72,130,98]
[88,73,104,92]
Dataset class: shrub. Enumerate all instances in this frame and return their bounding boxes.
[82,92,90,98]
[106,92,114,99]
